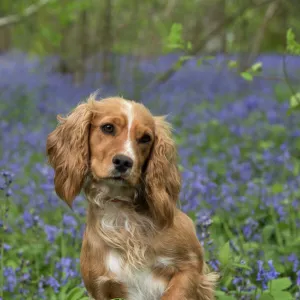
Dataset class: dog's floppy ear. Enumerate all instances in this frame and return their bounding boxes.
[144,116,181,227]
[46,103,92,207]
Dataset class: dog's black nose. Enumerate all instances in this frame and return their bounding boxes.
[112,154,133,173]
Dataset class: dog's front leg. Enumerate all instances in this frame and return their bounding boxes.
[161,270,215,300]
[80,231,127,300]
[87,276,127,300]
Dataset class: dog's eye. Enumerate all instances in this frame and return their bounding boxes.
[138,134,151,144]
[101,124,115,134]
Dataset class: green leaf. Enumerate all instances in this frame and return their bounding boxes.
[277,222,289,230]
[250,62,263,72]
[178,164,184,172]
[215,290,236,299]
[203,56,215,61]
[289,236,300,247]
[259,140,273,149]
[256,289,263,295]
[170,23,182,33]
[268,277,292,291]
[259,293,274,300]
[271,183,283,194]
[286,28,300,55]
[179,55,193,63]
[232,263,252,271]
[187,210,196,222]
[270,291,293,300]
[228,60,237,69]
[290,93,300,110]
[40,26,53,40]
[66,286,86,300]
[218,295,236,300]
[167,43,184,50]
[212,215,222,225]
[209,119,220,126]
[241,72,253,81]
[219,241,231,266]
[263,225,274,241]
[197,58,203,66]
[166,23,185,51]
[223,274,233,288]
[242,242,260,251]
[187,41,192,50]
[215,291,226,296]
[40,26,61,47]
[5,259,18,269]
[59,284,70,299]
[293,161,300,175]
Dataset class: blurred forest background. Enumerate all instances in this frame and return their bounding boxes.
[0,0,298,85]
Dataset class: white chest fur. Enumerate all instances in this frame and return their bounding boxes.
[106,250,167,300]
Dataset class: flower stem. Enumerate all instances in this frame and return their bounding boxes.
[269,206,284,250]
[0,195,8,299]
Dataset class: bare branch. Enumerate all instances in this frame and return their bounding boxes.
[143,0,276,91]
[0,0,54,28]
[163,0,177,18]
[246,0,280,68]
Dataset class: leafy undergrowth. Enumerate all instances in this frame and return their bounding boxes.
[1,51,300,299]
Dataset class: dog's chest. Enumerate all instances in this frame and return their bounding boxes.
[106,251,166,300]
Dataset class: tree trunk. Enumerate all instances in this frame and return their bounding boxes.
[0,26,11,53]
[0,5,11,53]
[101,0,113,84]
[57,0,74,75]
[237,4,249,72]
[74,9,88,85]
[220,0,227,53]
[245,1,280,67]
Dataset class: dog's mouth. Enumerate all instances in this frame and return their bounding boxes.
[105,176,127,183]
[91,175,136,204]
[100,176,133,188]
[110,198,130,203]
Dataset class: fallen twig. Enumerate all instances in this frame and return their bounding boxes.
[0,0,54,28]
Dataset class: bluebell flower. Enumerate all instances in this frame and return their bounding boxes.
[20,273,30,283]
[242,218,259,240]
[63,214,77,227]
[63,214,78,238]
[38,276,45,295]
[3,267,17,292]
[55,257,78,283]
[209,259,220,272]
[257,260,268,290]
[44,224,59,243]
[257,260,280,290]
[3,243,11,251]
[287,254,299,272]
[23,211,35,228]
[233,276,243,286]
[46,276,60,293]
[267,260,280,280]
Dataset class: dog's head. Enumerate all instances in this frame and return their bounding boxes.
[46,95,181,226]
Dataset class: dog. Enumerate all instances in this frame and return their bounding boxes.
[46,95,217,300]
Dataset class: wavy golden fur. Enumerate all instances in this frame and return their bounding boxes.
[144,116,181,228]
[46,94,218,300]
[46,102,92,206]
